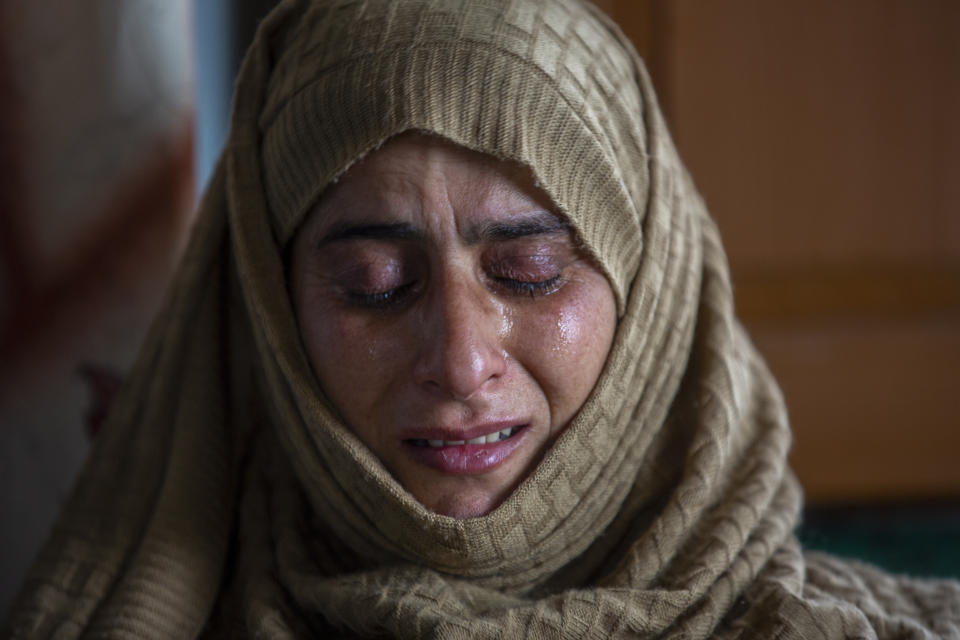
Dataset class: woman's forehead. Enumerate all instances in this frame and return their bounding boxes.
[342,134,538,194]
[309,134,562,232]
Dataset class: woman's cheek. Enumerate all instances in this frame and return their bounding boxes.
[319,311,403,368]
[305,311,406,428]
[526,276,616,428]
[504,295,576,407]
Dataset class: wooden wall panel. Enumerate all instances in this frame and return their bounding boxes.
[598,0,960,501]
[665,1,960,271]
[753,317,960,500]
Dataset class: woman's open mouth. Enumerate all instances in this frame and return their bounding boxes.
[402,424,527,474]
[407,425,520,447]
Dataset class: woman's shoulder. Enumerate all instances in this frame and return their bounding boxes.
[802,551,960,636]
[728,551,960,640]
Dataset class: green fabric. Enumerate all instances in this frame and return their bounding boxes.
[800,504,960,580]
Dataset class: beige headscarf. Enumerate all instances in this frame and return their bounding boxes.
[7,0,959,638]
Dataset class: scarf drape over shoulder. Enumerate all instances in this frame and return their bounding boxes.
[7,0,959,638]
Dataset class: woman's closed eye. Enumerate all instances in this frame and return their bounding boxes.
[323,244,576,310]
[486,255,567,298]
[327,251,422,309]
[342,266,565,309]
[348,279,418,308]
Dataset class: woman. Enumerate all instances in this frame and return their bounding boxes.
[6,0,959,638]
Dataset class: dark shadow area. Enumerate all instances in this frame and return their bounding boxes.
[799,500,960,579]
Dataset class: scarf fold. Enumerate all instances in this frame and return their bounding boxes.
[6,1,959,638]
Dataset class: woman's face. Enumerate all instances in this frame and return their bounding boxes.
[290,134,617,519]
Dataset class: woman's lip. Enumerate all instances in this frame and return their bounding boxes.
[400,420,522,443]
[402,425,528,475]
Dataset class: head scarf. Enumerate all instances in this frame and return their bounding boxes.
[6,0,959,638]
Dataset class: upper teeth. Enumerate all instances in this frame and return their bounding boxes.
[413,427,516,448]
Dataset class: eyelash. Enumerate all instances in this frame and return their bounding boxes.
[347,273,563,309]
[493,274,563,298]
[348,281,417,309]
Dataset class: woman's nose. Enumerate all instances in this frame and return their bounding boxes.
[413,274,507,401]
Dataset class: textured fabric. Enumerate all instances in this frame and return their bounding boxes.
[6,0,960,638]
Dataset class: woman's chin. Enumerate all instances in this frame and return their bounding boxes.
[419,489,504,520]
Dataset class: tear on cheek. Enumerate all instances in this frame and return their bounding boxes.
[555,307,580,351]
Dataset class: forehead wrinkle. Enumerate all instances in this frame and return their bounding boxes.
[314,162,428,233]
[311,135,570,249]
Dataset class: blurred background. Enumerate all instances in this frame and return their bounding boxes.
[1,0,958,617]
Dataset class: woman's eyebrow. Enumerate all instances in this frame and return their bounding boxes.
[465,212,569,243]
[316,212,567,246]
[318,222,422,245]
